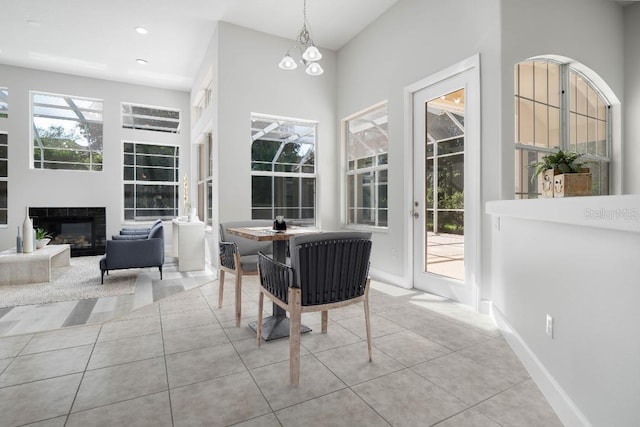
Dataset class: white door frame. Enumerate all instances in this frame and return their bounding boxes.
[402,54,481,310]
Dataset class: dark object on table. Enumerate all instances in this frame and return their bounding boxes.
[273,216,287,231]
[99,221,164,284]
[256,231,373,385]
[218,220,273,326]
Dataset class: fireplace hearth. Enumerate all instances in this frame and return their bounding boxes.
[29,207,106,257]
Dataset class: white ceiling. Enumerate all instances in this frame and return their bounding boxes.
[0,0,400,91]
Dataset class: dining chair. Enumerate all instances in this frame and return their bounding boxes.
[256,231,373,385]
[218,220,273,326]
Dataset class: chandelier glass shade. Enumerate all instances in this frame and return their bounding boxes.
[278,0,324,76]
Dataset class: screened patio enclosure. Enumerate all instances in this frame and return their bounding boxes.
[250,114,316,225]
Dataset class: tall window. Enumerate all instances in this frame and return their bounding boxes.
[344,103,389,227]
[32,91,103,171]
[197,133,214,226]
[250,114,316,224]
[0,88,7,118]
[0,133,7,225]
[123,142,179,220]
[515,60,610,198]
[122,103,181,133]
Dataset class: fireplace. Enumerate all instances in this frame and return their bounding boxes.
[29,207,106,257]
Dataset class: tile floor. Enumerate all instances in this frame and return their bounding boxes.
[0,267,563,426]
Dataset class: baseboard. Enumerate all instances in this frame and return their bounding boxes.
[368,267,411,289]
[492,307,592,427]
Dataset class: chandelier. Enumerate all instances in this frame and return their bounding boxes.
[278,0,324,76]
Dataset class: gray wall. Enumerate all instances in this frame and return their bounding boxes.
[0,64,190,250]
[336,0,502,300]
[624,2,640,193]
[214,22,338,228]
[491,206,640,426]
[500,0,625,197]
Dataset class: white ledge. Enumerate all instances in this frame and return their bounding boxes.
[486,195,640,233]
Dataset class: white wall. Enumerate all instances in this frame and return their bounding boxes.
[488,196,640,427]
[215,22,338,228]
[624,2,640,194]
[336,0,502,298]
[500,0,625,198]
[0,64,190,250]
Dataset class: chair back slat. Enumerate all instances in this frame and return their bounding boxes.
[258,252,293,303]
[297,238,371,306]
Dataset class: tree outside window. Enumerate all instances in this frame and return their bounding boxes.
[250,114,316,225]
[32,92,103,171]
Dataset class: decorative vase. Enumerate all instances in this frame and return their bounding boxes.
[188,207,198,222]
[16,226,22,253]
[22,207,34,253]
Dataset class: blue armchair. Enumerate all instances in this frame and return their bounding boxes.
[99,221,165,284]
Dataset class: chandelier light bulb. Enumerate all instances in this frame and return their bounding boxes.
[279,54,298,70]
[305,61,324,76]
[302,45,322,62]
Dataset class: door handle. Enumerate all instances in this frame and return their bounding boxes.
[413,212,419,219]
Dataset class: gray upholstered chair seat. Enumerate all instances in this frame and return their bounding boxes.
[239,254,259,272]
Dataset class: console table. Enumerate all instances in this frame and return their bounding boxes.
[172,219,205,272]
[0,244,71,286]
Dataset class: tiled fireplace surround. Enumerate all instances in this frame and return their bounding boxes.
[28,207,106,257]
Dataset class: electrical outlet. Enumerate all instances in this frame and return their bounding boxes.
[546,314,554,338]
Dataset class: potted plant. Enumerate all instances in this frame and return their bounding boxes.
[35,228,53,249]
[530,150,592,197]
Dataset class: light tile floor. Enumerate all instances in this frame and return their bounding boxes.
[0,268,564,426]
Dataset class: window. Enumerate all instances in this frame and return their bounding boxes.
[122,103,181,133]
[123,142,180,220]
[0,133,6,225]
[344,103,389,227]
[197,133,214,226]
[515,60,610,198]
[32,91,103,171]
[250,114,316,224]
[0,88,7,118]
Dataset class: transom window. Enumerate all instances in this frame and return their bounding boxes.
[0,88,7,118]
[250,114,316,224]
[122,102,181,133]
[344,102,389,227]
[31,91,103,171]
[514,59,610,198]
[123,142,179,220]
[0,133,7,225]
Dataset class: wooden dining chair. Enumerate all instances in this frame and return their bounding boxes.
[256,231,373,385]
[218,220,272,326]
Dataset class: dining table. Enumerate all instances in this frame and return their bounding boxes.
[225,225,321,341]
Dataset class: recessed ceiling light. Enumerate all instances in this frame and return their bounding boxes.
[27,20,41,27]
[136,58,148,65]
[135,27,148,35]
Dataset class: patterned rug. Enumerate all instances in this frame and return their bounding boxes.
[0,255,138,308]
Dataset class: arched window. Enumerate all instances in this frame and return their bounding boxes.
[514,59,610,198]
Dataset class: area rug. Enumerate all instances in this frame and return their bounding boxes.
[0,256,137,308]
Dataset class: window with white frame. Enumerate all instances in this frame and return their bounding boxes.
[32,91,103,171]
[122,102,181,133]
[250,114,316,225]
[515,59,610,198]
[123,142,180,220]
[0,88,7,118]
[0,132,7,225]
[196,132,213,226]
[344,103,389,227]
